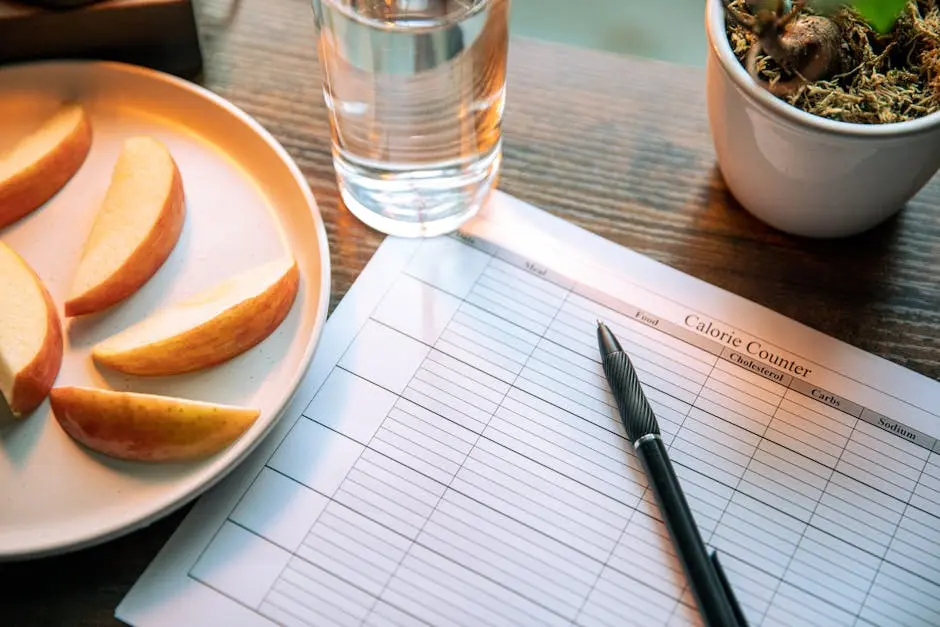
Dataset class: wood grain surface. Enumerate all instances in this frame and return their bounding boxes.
[1,0,938,624]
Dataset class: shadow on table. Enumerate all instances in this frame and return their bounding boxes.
[0,504,191,626]
[695,165,904,279]
[678,166,915,352]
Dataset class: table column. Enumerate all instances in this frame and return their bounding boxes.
[686,355,792,625]
[547,293,725,626]
[736,387,850,626]
[365,251,587,626]
[859,449,940,627]
[763,400,922,626]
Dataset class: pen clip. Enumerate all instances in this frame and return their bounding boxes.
[709,550,749,627]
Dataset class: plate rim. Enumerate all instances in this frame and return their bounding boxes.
[0,59,333,561]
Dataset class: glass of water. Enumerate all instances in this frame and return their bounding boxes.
[311,0,510,237]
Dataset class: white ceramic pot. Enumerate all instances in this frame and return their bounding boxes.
[705,0,940,238]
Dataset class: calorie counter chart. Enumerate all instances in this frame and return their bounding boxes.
[119,194,940,627]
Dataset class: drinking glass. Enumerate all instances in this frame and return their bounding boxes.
[311,0,510,237]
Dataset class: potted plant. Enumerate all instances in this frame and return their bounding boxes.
[706,0,940,237]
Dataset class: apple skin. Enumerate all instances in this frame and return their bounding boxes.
[0,245,64,418]
[0,104,93,230]
[7,280,63,417]
[92,260,300,376]
[65,139,185,317]
[49,386,260,462]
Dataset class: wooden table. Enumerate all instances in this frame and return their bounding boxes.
[2,0,938,623]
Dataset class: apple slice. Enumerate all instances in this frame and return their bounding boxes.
[0,242,63,417]
[92,257,300,376]
[65,136,185,317]
[49,386,260,462]
[0,103,93,229]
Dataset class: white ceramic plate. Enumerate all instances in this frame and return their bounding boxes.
[0,61,331,560]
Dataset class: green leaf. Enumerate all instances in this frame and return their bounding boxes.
[851,0,907,32]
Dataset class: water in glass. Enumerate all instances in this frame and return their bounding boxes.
[311,0,509,237]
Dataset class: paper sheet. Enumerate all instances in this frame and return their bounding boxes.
[117,191,940,627]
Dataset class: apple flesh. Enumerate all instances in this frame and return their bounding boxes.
[49,386,260,462]
[0,103,93,230]
[0,242,64,417]
[66,136,185,317]
[92,257,300,376]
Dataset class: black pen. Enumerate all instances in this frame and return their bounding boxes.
[597,321,748,627]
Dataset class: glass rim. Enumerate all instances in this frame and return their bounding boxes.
[314,0,494,33]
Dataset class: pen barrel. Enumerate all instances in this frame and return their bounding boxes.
[603,352,659,441]
[636,437,742,627]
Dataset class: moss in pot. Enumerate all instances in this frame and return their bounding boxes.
[705,0,940,238]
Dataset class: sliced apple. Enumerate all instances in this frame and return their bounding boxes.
[49,386,260,462]
[0,242,64,417]
[65,136,185,317]
[0,103,93,230]
[92,257,300,376]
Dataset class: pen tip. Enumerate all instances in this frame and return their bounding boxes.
[596,320,623,356]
